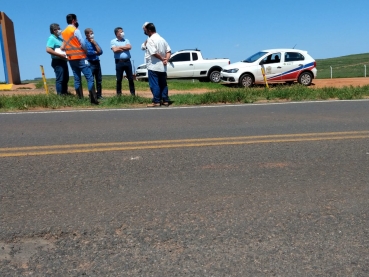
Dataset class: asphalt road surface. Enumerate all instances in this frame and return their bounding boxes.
[1,100,369,276]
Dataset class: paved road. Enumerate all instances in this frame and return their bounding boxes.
[1,101,369,276]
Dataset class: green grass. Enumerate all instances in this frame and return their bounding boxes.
[170,84,369,105]
[0,93,152,111]
[35,76,221,91]
[316,53,369,79]
[1,84,369,111]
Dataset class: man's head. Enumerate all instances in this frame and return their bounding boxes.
[84,28,94,40]
[114,27,124,39]
[144,23,156,37]
[50,23,60,35]
[66,14,79,28]
[142,22,150,36]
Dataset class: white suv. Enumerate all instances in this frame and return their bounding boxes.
[220,49,317,87]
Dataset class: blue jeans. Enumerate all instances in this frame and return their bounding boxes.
[68,59,97,103]
[68,59,95,92]
[115,60,135,95]
[51,59,69,95]
[89,60,102,98]
[148,70,169,103]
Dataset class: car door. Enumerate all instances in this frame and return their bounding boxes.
[259,52,283,82]
[280,51,305,81]
[168,52,194,77]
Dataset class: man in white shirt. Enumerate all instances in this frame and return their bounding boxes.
[142,23,171,107]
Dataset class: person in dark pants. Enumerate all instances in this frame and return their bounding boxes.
[46,23,69,95]
[85,28,103,99]
[110,27,135,96]
[141,22,171,107]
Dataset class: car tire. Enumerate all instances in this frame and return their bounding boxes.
[298,71,313,86]
[209,70,221,83]
[239,74,254,88]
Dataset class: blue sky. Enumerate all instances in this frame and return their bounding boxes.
[0,0,368,81]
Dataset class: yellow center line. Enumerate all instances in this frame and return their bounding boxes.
[0,131,368,157]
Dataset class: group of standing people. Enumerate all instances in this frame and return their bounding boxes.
[46,14,171,107]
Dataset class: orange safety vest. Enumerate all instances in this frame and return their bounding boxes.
[62,25,86,60]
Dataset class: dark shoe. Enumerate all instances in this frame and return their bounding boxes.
[89,90,98,104]
[147,103,161,107]
[162,102,169,107]
[75,88,83,99]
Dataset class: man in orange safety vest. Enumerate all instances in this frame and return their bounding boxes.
[61,14,98,104]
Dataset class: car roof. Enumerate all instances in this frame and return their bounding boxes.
[261,49,308,53]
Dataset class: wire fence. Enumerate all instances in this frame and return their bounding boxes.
[316,52,369,79]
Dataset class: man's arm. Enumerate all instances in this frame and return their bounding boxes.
[89,39,102,55]
[152,51,171,65]
[74,29,86,50]
[46,47,67,59]
[95,42,103,55]
[111,44,131,53]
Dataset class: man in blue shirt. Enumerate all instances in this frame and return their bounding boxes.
[85,28,103,99]
[110,27,135,96]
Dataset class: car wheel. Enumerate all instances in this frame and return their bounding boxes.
[239,74,254,88]
[209,70,221,83]
[298,72,313,86]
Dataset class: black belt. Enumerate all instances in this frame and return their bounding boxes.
[116,59,130,62]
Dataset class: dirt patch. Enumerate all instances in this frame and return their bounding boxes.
[0,83,211,98]
[1,78,369,97]
[311,78,369,88]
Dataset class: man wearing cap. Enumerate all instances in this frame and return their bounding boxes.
[110,27,135,96]
[142,22,171,107]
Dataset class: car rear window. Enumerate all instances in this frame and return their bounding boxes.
[170,53,191,62]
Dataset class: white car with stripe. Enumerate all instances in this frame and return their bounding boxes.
[220,49,317,87]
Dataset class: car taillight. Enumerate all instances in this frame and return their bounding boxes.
[228,61,230,64]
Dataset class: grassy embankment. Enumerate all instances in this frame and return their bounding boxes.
[0,53,368,111]
[316,53,369,79]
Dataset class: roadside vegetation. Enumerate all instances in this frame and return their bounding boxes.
[1,82,369,111]
[34,76,222,91]
[1,53,368,111]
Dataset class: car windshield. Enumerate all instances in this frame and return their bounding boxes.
[242,51,268,63]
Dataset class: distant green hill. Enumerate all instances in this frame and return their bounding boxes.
[315,53,369,79]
